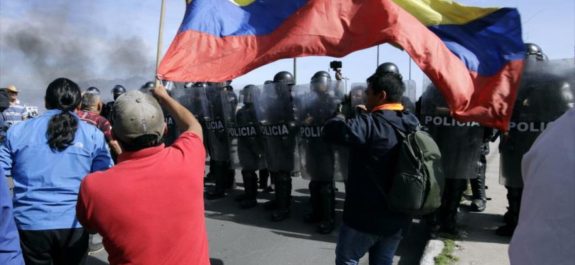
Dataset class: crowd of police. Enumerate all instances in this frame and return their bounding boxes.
[1,43,573,241]
[157,43,574,238]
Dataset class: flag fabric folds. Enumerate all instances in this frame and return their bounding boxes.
[158,0,524,130]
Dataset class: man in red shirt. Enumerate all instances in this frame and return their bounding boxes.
[76,85,209,265]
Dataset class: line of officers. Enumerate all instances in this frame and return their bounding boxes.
[166,43,574,236]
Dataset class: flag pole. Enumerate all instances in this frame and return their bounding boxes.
[408,57,412,80]
[155,0,167,85]
[293,58,297,84]
[376,45,380,67]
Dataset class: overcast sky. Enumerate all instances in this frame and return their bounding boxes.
[0,0,573,104]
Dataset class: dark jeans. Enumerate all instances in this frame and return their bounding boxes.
[19,228,88,265]
[335,224,402,265]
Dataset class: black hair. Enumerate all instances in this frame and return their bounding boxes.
[45,78,82,152]
[366,72,405,103]
[116,134,163,152]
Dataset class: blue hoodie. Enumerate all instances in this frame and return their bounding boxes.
[1,167,24,265]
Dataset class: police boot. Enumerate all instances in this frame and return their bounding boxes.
[259,169,273,193]
[238,170,258,209]
[271,171,292,222]
[264,171,279,211]
[440,179,467,236]
[496,187,522,237]
[304,181,322,224]
[204,162,216,186]
[224,162,235,190]
[206,162,227,200]
[470,160,487,212]
[316,182,336,234]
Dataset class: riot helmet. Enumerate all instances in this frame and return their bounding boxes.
[112,85,127,100]
[524,43,547,62]
[140,81,155,92]
[241,85,258,104]
[376,62,403,81]
[311,71,331,94]
[273,71,295,85]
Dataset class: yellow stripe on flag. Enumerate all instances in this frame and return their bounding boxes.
[393,0,499,26]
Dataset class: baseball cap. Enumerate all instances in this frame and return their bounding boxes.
[7,85,18,93]
[112,90,165,143]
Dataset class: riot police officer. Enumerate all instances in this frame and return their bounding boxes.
[468,128,496,212]
[419,85,484,235]
[230,85,268,209]
[205,83,234,199]
[257,71,299,221]
[497,43,574,236]
[102,85,126,122]
[298,71,343,233]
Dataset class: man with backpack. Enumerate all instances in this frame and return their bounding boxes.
[323,71,420,265]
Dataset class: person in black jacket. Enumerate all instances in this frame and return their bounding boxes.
[323,71,419,265]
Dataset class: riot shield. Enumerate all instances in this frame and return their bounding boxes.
[295,81,347,182]
[174,82,211,122]
[420,85,484,180]
[349,83,367,109]
[226,85,267,171]
[204,83,233,162]
[499,59,575,187]
[404,80,417,103]
[254,82,299,172]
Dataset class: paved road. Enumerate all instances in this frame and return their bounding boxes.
[88,173,428,265]
[452,141,511,265]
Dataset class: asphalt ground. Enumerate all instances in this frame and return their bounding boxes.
[5,142,512,265]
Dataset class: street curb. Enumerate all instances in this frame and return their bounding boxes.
[419,239,445,265]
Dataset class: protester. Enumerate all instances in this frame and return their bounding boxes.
[323,71,419,265]
[76,92,121,253]
[77,93,122,157]
[509,108,575,265]
[0,78,113,265]
[2,85,27,130]
[0,88,11,140]
[76,85,209,265]
[86,86,101,95]
[1,168,25,265]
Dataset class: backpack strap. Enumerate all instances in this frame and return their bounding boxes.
[363,113,410,205]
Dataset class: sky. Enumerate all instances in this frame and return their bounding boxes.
[0,0,574,105]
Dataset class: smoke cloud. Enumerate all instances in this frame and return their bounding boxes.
[0,1,156,106]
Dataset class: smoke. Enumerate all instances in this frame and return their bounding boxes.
[0,1,156,107]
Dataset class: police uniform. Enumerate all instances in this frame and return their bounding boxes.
[497,44,574,236]
[258,72,298,222]
[419,86,484,235]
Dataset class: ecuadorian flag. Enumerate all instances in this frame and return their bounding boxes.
[159,0,525,130]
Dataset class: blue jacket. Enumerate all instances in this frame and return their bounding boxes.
[323,109,419,236]
[0,110,113,230]
[0,168,24,265]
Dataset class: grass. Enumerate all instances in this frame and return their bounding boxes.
[434,238,459,265]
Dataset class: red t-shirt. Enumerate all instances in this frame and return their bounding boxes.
[76,109,113,141]
[77,132,209,265]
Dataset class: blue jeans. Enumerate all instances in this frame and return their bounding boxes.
[335,224,403,265]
